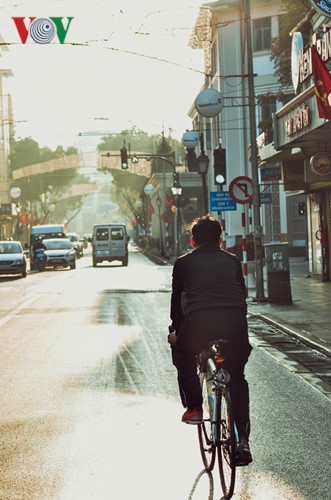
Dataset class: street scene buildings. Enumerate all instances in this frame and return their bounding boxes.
[0,1,330,284]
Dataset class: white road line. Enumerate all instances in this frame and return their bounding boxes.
[0,294,39,327]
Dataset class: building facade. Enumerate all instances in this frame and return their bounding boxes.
[188,0,291,253]
[259,7,331,280]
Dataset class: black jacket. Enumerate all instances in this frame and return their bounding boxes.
[170,243,247,332]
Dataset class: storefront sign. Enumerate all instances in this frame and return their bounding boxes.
[291,32,304,93]
[195,88,224,118]
[260,166,282,181]
[285,105,311,136]
[310,152,331,175]
[310,1,331,17]
[0,203,12,216]
[297,26,331,85]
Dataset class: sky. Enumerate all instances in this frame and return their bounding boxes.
[0,0,205,151]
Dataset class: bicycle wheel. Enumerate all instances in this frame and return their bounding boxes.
[217,388,236,499]
[198,374,216,471]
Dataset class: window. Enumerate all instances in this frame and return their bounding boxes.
[258,95,277,134]
[96,228,109,241]
[111,228,124,240]
[253,17,271,51]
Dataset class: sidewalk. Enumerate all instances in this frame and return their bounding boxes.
[145,248,331,358]
[247,257,331,358]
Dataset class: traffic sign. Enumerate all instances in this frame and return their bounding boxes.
[210,191,237,211]
[229,176,253,204]
[260,192,272,204]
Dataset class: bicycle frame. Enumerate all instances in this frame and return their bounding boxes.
[197,340,236,499]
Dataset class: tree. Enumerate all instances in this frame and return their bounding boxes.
[97,129,184,220]
[270,0,312,89]
[9,137,91,222]
[97,127,157,153]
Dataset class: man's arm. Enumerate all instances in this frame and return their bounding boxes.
[170,259,184,332]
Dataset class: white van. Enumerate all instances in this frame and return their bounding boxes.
[91,224,129,267]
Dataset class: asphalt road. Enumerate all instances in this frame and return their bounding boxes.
[0,247,330,500]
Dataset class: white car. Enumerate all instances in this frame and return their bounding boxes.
[44,238,76,270]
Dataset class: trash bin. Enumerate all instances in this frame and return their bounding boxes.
[264,242,292,303]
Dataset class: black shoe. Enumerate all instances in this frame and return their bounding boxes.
[235,436,253,466]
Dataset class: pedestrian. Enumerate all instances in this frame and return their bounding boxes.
[168,215,253,465]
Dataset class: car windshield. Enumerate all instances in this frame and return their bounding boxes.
[45,240,72,250]
[0,243,21,254]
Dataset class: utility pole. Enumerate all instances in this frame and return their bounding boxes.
[245,0,265,301]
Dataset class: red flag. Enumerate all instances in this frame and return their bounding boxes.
[311,44,331,120]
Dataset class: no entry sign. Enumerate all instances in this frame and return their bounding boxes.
[229,176,253,204]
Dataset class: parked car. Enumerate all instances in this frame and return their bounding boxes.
[66,232,84,258]
[0,240,27,278]
[43,238,76,269]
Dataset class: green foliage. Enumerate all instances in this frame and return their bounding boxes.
[10,137,78,169]
[270,0,312,87]
[97,126,158,153]
[9,137,91,221]
[98,129,184,221]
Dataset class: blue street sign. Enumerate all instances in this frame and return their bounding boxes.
[260,192,272,204]
[210,191,237,211]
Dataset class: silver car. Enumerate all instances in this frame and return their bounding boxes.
[0,240,27,278]
[43,238,76,270]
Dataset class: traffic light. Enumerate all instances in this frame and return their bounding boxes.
[120,147,128,169]
[131,154,139,164]
[213,147,226,184]
[186,148,197,171]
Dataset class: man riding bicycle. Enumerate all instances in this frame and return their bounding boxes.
[168,215,253,466]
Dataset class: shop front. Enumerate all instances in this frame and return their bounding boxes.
[259,84,331,280]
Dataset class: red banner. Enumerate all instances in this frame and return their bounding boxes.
[311,44,331,120]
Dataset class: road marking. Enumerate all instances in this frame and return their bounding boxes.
[0,294,39,327]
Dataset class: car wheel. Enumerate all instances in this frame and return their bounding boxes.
[22,269,27,278]
[70,262,76,270]
[92,257,97,267]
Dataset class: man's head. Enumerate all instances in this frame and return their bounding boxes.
[190,215,222,248]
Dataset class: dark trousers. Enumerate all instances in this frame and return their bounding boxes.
[171,308,252,439]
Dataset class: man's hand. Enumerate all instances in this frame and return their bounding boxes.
[167,331,177,346]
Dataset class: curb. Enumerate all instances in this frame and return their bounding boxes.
[250,312,331,359]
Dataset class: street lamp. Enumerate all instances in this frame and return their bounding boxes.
[155,193,165,257]
[196,151,209,214]
[10,187,21,240]
[171,173,182,257]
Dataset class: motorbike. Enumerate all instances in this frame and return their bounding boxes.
[34,247,47,272]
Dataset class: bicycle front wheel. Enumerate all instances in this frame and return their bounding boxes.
[198,374,216,471]
[217,388,236,499]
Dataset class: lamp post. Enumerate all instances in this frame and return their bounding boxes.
[155,193,165,257]
[171,172,182,257]
[245,0,265,301]
[10,187,21,240]
[196,150,210,215]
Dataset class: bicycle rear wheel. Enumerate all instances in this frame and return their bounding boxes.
[198,374,216,471]
[217,388,236,499]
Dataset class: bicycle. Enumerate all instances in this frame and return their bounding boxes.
[197,339,236,500]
